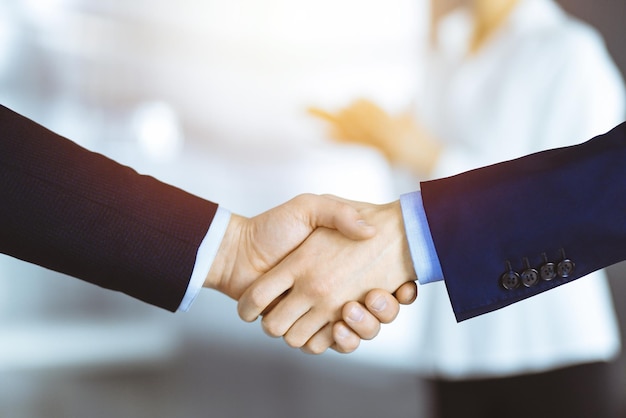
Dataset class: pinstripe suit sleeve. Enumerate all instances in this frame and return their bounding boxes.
[0,105,219,311]
[421,122,626,321]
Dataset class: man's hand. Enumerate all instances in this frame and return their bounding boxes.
[202,193,375,300]
[201,193,396,351]
[325,282,419,354]
[237,199,417,352]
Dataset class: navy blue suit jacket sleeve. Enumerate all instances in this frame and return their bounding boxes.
[0,105,219,311]
[421,122,626,321]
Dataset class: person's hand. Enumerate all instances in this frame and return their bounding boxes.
[329,282,418,354]
[237,198,417,352]
[309,100,441,174]
[204,194,406,353]
[203,193,416,354]
[260,282,418,355]
[309,100,403,157]
[202,193,375,301]
[204,194,397,352]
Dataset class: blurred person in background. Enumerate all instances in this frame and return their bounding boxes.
[311,0,625,416]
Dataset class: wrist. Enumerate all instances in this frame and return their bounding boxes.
[366,200,417,286]
[203,214,245,297]
[386,200,418,283]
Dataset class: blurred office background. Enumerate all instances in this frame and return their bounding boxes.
[0,0,625,417]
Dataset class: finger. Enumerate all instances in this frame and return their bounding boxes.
[237,270,295,322]
[259,291,286,317]
[301,323,334,355]
[331,321,361,354]
[321,193,367,208]
[342,301,381,339]
[363,290,400,324]
[261,293,312,338]
[282,310,329,348]
[300,194,375,240]
[307,107,339,123]
[394,281,418,305]
[307,108,355,143]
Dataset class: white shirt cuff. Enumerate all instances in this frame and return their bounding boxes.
[400,191,444,285]
[177,206,232,312]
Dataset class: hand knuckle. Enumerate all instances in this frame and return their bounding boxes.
[304,341,327,355]
[261,318,284,337]
[308,280,332,298]
[284,334,305,349]
[363,326,380,340]
[336,340,358,354]
[247,287,269,310]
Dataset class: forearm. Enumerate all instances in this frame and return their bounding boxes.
[0,105,219,311]
[421,122,626,321]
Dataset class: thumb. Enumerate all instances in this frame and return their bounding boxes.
[299,194,376,240]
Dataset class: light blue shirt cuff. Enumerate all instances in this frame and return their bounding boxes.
[177,206,232,312]
[400,191,444,285]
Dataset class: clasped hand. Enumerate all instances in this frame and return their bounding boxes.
[204,194,417,354]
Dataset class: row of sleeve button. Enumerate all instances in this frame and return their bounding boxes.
[501,250,575,290]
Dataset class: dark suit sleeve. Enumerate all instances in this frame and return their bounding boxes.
[0,105,219,311]
[421,121,626,321]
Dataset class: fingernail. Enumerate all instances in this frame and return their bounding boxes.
[348,305,365,322]
[370,295,387,312]
[336,323,350,338]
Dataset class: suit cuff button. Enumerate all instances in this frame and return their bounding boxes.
[540,253,557,281]
[557,249,575,278]
[501,261,520,290]
[521,258,539,287]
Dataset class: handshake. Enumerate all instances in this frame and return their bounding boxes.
[203,194,418,355]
